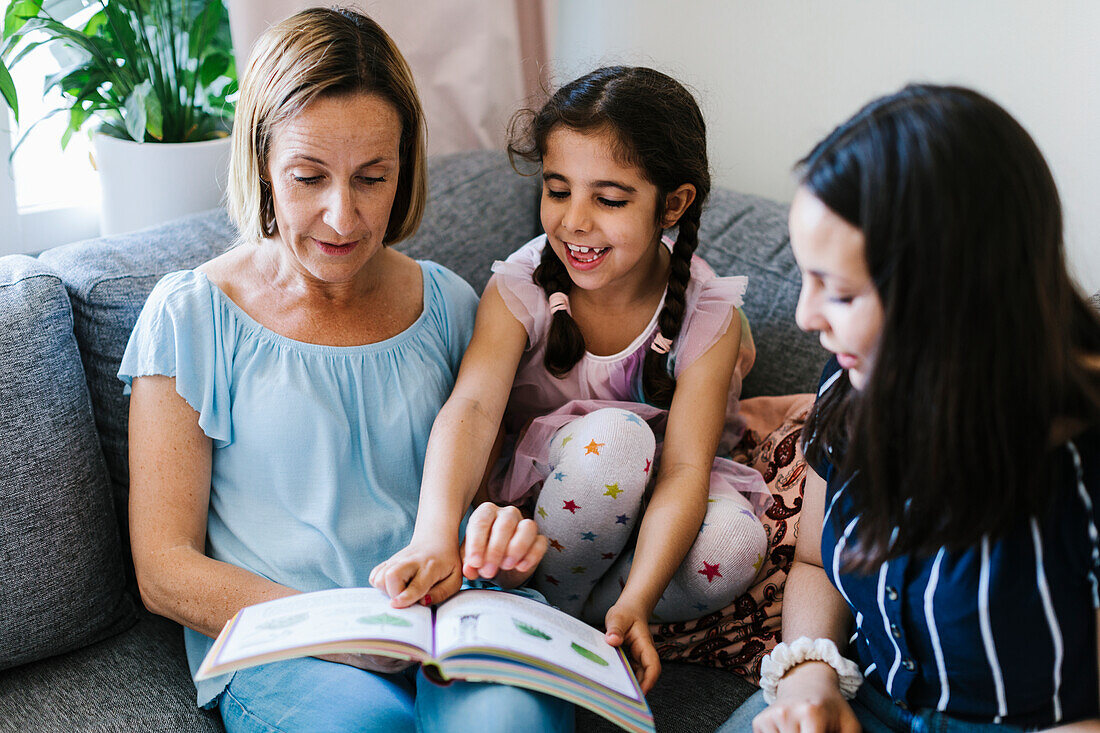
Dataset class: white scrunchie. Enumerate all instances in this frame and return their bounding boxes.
[759,637,864,704]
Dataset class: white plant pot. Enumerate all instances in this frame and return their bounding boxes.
[92,134,232,236]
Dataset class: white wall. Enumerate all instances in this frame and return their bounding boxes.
[551,1,1100,294]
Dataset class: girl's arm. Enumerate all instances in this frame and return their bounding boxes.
[605,315,745,691]
[371,279,529,608]
[129,375,297,637]
[751,467,861,731]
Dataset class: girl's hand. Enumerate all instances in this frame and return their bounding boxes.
[604,600,661,694]
[369,540,463,609]
[461,502,548,587]
[317,652,414,675]
[752,661,861,733]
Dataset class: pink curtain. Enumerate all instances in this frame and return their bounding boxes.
[228,1,549,156]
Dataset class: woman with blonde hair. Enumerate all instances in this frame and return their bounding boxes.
[119,8,572,731]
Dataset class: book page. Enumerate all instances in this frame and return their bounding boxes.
[434,590,638,700]
[212,587,434,666]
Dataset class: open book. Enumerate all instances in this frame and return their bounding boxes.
[196,587,654,733]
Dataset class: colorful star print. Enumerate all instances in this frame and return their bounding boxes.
[553,471,566,481]
[580,531,597,541]
[601,552,615,560]
[699,562,722,582]
[537,506,548,518]
[570,566,587,574]
[544,574,560,586]
[562,500,580,513]
[624,413,645,426]
[584,439,604,455]
[561,435,573,447]
[753,553,765,573]
[698,521,708,534]
[694,602,709,613]
[549,538,565,552]
[740,508,757,519]
[615,514,630,524]
[643,458,651,474]
[603,483,622,498]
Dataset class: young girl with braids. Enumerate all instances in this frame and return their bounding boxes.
[372,66,769,690]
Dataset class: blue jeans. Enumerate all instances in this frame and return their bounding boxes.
[718,686,1025,733]
[217,655,575,733]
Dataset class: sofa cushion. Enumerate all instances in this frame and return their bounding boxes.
[0,609,222,731]
[697,189,826,398]
[0,255,135,671]
[578,662,756,733]
[397,149,543,292]
[39,211,237,569]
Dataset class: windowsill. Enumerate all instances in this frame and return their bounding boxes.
[1,204,100,257]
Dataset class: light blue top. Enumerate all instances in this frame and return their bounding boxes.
[118,263,478,706]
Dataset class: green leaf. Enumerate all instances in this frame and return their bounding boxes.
[144,87,163,140]
[16,16,111,68]
[81,8,107,38]
[43,60,91,93]
[123,78,150,141]
[198,50,228,86]
[3,0,43,42]
[0,60,18,121]
[187,0,221,58]
[60,103,88,148]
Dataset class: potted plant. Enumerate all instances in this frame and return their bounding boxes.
[1,0,237,235]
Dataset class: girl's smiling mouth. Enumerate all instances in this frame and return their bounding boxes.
[564,241,610,268]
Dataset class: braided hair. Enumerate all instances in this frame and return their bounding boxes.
[507,67,711,408]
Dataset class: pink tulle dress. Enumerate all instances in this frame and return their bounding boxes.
[487,235,771,517]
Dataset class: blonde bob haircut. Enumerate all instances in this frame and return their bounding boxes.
[228,7,427,246]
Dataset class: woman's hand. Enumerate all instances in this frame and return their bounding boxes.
[752,661,861,733]
[604,600,661,694]
[369,540,463,609]
[317,652,414,675]
[460,502,547,587]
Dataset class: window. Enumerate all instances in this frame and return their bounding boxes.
[1,14,100,257]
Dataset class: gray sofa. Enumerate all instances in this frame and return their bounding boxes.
[0,151,827,732]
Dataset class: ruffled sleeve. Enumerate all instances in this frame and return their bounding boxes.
[489,235,552,348]
[117,270,233,446]
[669,256,751,379]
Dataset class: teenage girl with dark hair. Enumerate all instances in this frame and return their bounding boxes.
[373,66,769,690]
[721,84,1100,732]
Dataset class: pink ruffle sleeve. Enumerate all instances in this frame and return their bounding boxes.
[489,235,550,346]
[669,260,751,379]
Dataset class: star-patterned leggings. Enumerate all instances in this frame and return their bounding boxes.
[529,407,767,624]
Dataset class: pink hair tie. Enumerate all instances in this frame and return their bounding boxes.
[548,292,570,315]
[651,332,673,355]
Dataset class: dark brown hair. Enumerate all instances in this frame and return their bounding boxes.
[799,84,1100,569]
[507,66,711,408]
